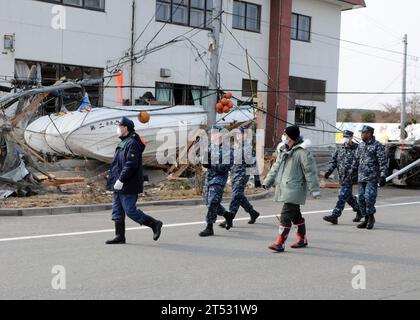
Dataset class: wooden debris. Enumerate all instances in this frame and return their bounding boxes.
[44,177,85,187]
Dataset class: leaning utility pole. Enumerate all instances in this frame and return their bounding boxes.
[401,34,408,140]
[207,0,222,128]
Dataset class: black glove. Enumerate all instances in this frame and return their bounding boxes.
[254,175,262,188]
[324,171,331,179]
[379,176,387,187]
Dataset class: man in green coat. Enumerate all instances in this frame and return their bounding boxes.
[263,126,320,253]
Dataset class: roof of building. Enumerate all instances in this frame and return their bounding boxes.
[341,0,366,8]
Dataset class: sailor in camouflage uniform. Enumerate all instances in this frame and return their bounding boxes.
[199,125,235,237]
[323,130,361,225]
[350,125,388,230]
[219,126,261,229]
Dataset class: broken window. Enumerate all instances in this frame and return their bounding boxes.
[14,60,103,113]
[155,82,208,106]
[295,105,316,126]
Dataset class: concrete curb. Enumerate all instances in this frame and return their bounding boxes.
[0,190,274,217]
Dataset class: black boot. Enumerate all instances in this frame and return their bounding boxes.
[248,209,260,224]
[219,221,227,228]
[199,224,214,237]
[223,212,235,230]
[323,215,338,225]
[366,215,375,230]
[353,211,362,223]
[143,215,163,241]
[357,217,368,229]
[106,220,126,244]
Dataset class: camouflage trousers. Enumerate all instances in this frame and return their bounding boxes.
[204,184,228,224]
[332,183,360,217]
[229,175,254,215]
[358,181,378,217]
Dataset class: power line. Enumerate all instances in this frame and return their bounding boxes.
[222,10,420,60]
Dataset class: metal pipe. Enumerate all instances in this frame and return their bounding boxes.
[386,157,420,182]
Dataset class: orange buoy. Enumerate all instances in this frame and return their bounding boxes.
[221,98,229,106]
[225,92,233,99]
[223,106,230,113]
[138,111,150,124]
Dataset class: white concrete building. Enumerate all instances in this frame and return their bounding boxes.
[0,0,365,149]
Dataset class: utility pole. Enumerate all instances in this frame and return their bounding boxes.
[401,34,408,140]
[130,0,136,105]
[207,0,222,129]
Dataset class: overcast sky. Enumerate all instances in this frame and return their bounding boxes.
[338,0,420,110]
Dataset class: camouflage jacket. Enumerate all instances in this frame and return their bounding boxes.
[231,142,258,181]
[205,143,233,186]
[326,142,358,185]
[351,137,388,183]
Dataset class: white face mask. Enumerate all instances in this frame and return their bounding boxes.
[343,138,350,144]
[117,127,123,137]
[281,135,288,144]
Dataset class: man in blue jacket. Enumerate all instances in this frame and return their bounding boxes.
[106,116,163,244]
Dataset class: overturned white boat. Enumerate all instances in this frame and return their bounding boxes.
[24,105,254,164]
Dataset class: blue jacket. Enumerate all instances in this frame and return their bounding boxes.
[326,142,358,185]
[205,143,233,187]
[350,136,388,183]
[106,133,145,194]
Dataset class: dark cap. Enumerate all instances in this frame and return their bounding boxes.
[343,130,354,137]
[119,116,135,132]
[360,125,374,134]
[285,125,300,141]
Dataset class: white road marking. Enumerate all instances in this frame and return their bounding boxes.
[0,201,419,243]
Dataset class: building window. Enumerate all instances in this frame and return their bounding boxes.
[289,76,326,102]
[232,1,261,33]
[242,79,258,97]
[156,0,215,29]
[291,13,311,42]
[35,0,105,11]
[14,60,103,113]
[295,105,316,126]
[155,82,208,106]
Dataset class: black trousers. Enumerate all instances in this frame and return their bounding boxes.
[280,203,305,227]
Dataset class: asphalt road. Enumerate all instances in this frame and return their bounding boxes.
[0,187,419,300]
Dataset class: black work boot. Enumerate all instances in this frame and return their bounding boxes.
[357,217,368,229]
[366,215,376,230]
[106,220,126,244]
[353,211,363,223]
[248,209,260,224]
[199,224,214,237]
[143,215,163,241]
[323,215,338,225]
[223,212,235,230]
[291,221,308,249]
[219,221,227,229]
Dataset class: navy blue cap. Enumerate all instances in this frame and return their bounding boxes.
[343,130,354,137]
[119,116,135,132]
[360,125,374,133]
